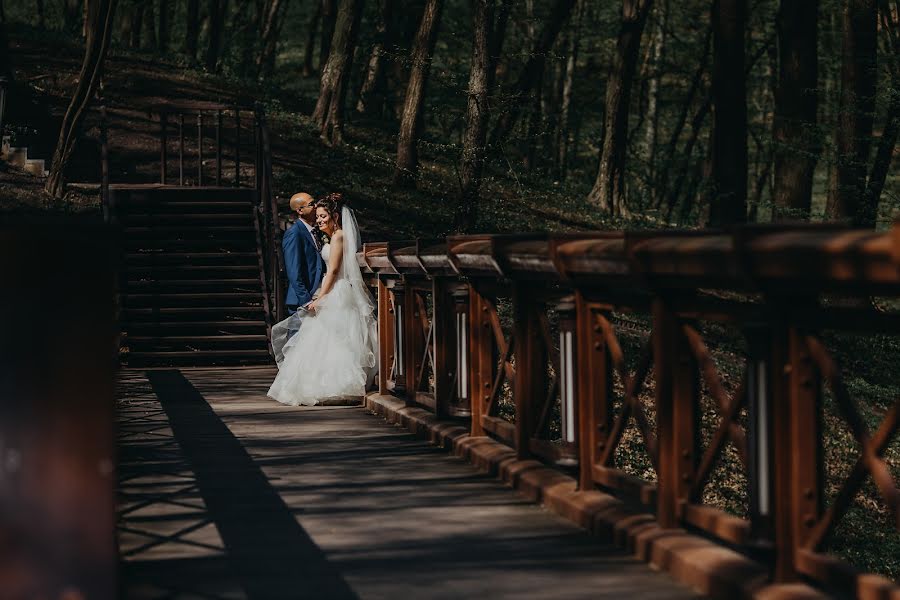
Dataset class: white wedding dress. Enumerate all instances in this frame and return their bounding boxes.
[267,207,378,406]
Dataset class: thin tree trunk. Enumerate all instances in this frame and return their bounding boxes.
[36,0,45,28]
[186,0,200,60]
[827,0,878,225]
[64,0,81,34]
[393,0,444,187]
[319,0,337,72]
[641,0,665,204]
[205,0,228,72]
[490,0,577,143]
[144,1,157,49]
[556,7,581,181]
[313,0,364,146]
[356,0,393,114]
[772,0,821,220]
[158,0,170,52]
[130,2,143,48]
[457,0,494,229]
[46,0,118,198]
[586,0,654,217]
[654,23,712,210]
[256,0,287,78]
[708,0,747,226]
[302,1,322,77]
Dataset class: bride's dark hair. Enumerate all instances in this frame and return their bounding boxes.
[315,192,345,225]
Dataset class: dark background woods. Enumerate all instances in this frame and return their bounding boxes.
[1,0,898,233]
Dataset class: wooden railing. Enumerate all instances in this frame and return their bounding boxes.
[357,225,900,596]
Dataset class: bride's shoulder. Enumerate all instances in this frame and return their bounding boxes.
[332,230,345,243]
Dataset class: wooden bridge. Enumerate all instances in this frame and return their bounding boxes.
[3,101,900,599]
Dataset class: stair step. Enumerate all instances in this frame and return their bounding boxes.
[5,147,27,166]
[122,214,253,225]
[124,265,259,280]
[123,240,258,252]
[128,334,268,345]
[125,277,261,287]
[124,251,257,265]
[125,320,267,334]
[122,306,266,320]
[24,158,47,177]
[124,348,272,367]
[123,292,263,308]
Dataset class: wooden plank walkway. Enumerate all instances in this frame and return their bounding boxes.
[116,367,702,599]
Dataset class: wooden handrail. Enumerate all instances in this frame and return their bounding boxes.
[358,224,900,597]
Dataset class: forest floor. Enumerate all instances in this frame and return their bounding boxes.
[2,29,899,583]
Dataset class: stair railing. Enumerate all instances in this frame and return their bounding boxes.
[254,105,285,343]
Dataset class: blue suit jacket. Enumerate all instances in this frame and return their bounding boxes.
[282,221,324,307]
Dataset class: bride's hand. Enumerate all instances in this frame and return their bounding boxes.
[307,300,319,313]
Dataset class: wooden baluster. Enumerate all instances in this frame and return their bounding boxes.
[404,284,424,401]
[467,284,490,437]
[377,277,395,395]
[197,113,203,186]
[159,111,168,184]
[654,297,698,529]
[512,284,546,459]
[234,108,241,186]
[216,109,223,186]
[178,114,185,186]
[432,278,455,418]
[575,293,613,491]
[391,283,407,397]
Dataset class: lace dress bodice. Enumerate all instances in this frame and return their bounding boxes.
[321,242,331,262]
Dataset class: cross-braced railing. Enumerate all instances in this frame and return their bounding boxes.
[358,225,900,597]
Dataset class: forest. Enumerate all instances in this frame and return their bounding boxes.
[1,0,898,233]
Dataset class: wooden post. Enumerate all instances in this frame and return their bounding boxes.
[403,281,423,399]
[654,297,697,528]
[772,317,822,581]
[377,277,394,395]
[234,108,241,186]
[178,113,185,185]
[432,277,453,418]
[391,282,407,397]
[216,109,223,186]
[197,113,204,186]
[467,284,490,437]
[99,87,110,223]
[160,111,168,184]
[575,292,612,491]
[512,284,546,459]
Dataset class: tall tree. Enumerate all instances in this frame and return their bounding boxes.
[319,0,338,71]
[827,0,878,225]
[313,0,364,145]
[185,0,200,60]
[457,0,510,228]
[772,0,821,220]
[45,0,118,198]
[708,0,748,226]
[302,1,322,76]
[130,2,144,48]
[256,0,288,79]
[641,0,666,203]
[490,0,577,143]
[205,0,229,71]
[586,0,654,217]
[158,0,170,53]
[356,0,394,114]
[393,0,444,187]
[64,0,82,35]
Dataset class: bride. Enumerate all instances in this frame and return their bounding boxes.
[268,193,378,406]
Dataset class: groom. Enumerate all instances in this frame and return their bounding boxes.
[283,192,324,315]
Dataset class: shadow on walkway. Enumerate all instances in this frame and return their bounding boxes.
[128,369,357,599]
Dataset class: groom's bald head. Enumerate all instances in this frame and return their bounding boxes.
[290,192,316,225]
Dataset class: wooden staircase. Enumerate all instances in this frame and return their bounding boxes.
[116,186,272,367]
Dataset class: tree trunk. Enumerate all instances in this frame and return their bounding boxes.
[36,0,45,28]
[302,1,322,77]
[256,0,287,79]
[641,0,665,204]
[586,0,653,217]
[827,0,877,225]
[64,0,82,34]
[144,1,157,49]
[130,2,143,48]
[393,0,444,187]
[312,0,364,146]
[772,0,821,220]
[556,10,580,181]
[186,0,200,60]
[356,0,393,114]
[490,0,577,143]
[654,23,712,210]
[708,0,748,226]
[319,0,337,72]
[158,0,170,52]
[205,0,228,72]
[45,0,118,198]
